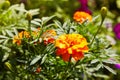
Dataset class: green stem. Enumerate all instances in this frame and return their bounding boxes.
[82,64,87,80]
[28,20,31,36]
[90,18,104,46]
[62,55,72,80]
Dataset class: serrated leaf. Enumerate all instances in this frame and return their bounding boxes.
[2,30,6,35]
[63,20,69,28]
[33,18,42,23]
[13,28,18,35]
[28,9,39,16]
[41,54,47,64]
[3,39,9,45]
[2,53,9,62]
[102,59,117,64]
[0,39,5,43]
[93,73,109,79]
[30,55,41,66]
[6,30,14,37]
[104,65,116,74]
[42,15,55,24]
[0,35,8,39]
[54,20,64,32]
[0,45,11,52]
[92,15,100,22]
[91,59,99,64]
[31,20,41,26]
[95,64,103,70]
[16,59,27,64]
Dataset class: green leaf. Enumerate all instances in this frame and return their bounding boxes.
[92,15,100,22]
[6,30,14,37]
[13,28,18,35]
[0,35,8,39]
[0,39,5,43]
[54,20,65,32]
[2,52,9,62]
[31,20,41,26]
[3,39,9,44]
[93,73,109,79]
[95,64,103,70]
[30,55,41,66]
[102,59,117,64]
[42,15,55,25]
[41,54,47,64]
[104,65,116,75]
[33,18,42,23]
[0,45,11,52]
[28,9,39,16]
[2,30,6,35]
[91,59,99,64]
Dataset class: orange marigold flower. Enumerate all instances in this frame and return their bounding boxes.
[13,31,30,45]
[73,11,92,23]
[55,33,89,62]
[42,29,56,45]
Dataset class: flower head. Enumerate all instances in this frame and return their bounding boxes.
[55,33,89,62]
[73,11,92,24]
[113,23,120,39]
[13,31,30,45]
[115,63,120,69]
[42,29,56,45]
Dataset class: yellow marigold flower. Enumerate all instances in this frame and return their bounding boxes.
[55,33,89,62]
[73,11,92,23]
[13,31,30,45]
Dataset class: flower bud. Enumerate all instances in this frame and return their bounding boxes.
[35,67,41,73]
[2,0,10,10]
[4,62,13,71]
[101,7,108,20]
[26,12,32,21]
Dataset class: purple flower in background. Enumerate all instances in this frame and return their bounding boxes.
[77,0,92,14]
[115,63,120,69]
[78,0,88,6]
[113,23,120,39]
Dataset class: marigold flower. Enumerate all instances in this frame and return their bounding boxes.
[55,33,89,62]
[13,31,30,45]
[35,67,41,73]
[42,29,56,45]
[73,11,92,23]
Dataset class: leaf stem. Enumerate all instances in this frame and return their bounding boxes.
[90,18,104,46]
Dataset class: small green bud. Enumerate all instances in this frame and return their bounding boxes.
[2,0,10,10]
[101,7,108,20]
[26,12,32,21]
[4,62,13,71]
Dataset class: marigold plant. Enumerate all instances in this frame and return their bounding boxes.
[0,2,119,80]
